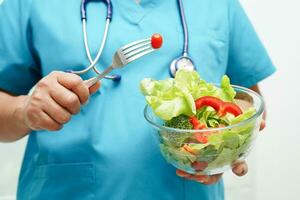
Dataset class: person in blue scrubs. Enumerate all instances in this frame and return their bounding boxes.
[0,0,275,199]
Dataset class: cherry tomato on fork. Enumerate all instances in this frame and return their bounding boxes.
[151,34,163,49]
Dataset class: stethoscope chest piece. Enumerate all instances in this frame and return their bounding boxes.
[169,0,197,78]
[169,56,196,78]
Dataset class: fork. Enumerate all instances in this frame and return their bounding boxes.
[84,37,156,87]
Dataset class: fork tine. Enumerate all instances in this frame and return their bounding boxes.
[126,48,155,63]
[121,38,150,51]
[122,41,151,55]
[124,44,152,58]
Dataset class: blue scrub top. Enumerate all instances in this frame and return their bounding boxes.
[0,0,275,199]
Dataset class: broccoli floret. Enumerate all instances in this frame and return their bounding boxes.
[164,115,193,129]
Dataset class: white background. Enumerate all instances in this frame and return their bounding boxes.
[1,0,299,199]
[225,0,300,199]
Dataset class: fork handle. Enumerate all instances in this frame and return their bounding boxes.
[84,65,114,87]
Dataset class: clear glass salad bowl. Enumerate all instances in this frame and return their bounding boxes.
[144,85,265,175]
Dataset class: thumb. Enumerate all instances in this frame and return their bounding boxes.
[89,81,101,94]
[260,119,266,131]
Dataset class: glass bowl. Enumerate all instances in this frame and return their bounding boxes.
[144,85,265,175]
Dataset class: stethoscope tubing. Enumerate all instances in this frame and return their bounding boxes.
[178,0,189,55]
[74,0,194,80]
[71,18,110,75]
[169,0,196,78]
[81,0,112,21]
[71,0,121,81]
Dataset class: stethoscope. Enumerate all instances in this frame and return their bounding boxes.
[70,0,196,81]
[70,0,121,81]
[170,0,196,77]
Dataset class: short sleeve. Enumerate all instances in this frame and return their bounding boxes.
[0,0,41,95]
[226,0,276,87]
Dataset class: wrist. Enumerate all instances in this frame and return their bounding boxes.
[12,95,31,137]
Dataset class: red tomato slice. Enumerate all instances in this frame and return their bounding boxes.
[151,33,163,49]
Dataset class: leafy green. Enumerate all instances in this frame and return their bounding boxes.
[207,118,219,128]
[208,134,224,149]
[141,69,259,174]
[218,75,236,102]
[159,131,190,148]
[140,78,174,96]
[160,144,197,164]
[222,131,241,149]
[230,107,256,124]
[197,145,219,163]
[140,69,239,120]
[189,143,210,153]
[140,76,195,120]
[173,69,203,100]
[205,148,237,170]
[195,107,229,128]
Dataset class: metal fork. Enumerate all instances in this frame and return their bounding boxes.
[84,37,155,87]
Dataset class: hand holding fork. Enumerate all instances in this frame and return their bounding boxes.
[23,34,163,131]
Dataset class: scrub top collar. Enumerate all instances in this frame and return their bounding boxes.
[115,0,161,24]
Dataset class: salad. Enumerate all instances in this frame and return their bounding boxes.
[141,69,260,174]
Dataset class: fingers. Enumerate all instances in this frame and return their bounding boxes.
[193,174,222,185]
[260,119,266,131]
[23,71,101,132]
[176,162,248,184]
[176,169,192,178]
[41,95,72,124]
[37,111,63,131]
[50,84,81,115]
[176,170,223,185]
[232,161,248,176]
[25,105,62,131]
[56,72,89,104]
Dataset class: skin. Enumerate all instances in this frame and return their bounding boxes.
[0,71,100,142]
[176,85,266,185]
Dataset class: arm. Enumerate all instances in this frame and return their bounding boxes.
[249,85,260,94]
[0,91,30,142]
[0,72,100,143]
[0,1,101,142]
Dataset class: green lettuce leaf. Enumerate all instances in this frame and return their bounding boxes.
[140,78,195,120]
[218,75,236,102]
[140,70,238,120]
[159,131,191,148]
[222,131,241,149]
[230,107,256,124]
[205,148,238,170]
[174,69,203,100]
[140,78,174,96]
[196,145,219,163]
[189,143,210,153]
[160,144,197,164]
